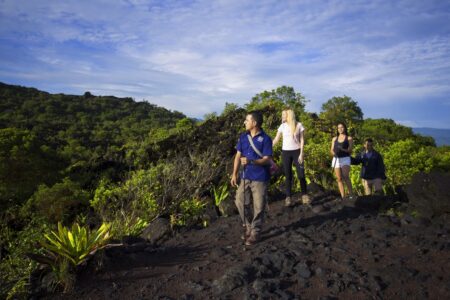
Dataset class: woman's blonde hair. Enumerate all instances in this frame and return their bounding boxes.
[284,109,297,138]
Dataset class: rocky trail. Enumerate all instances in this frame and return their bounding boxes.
[37,189,450,300]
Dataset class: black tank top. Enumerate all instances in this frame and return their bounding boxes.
[334,135,349,158]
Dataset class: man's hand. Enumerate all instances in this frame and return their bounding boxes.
[240,157,249,166]
[230,174,238,187]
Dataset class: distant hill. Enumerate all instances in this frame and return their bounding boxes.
[413,127,450,146]
[0,82,187,206]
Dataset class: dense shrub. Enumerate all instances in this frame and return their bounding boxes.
[382,139,434,193]
[22,178,90,225]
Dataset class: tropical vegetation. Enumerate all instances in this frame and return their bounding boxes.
[0,82,448,298]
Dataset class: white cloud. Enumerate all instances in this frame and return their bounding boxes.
[0,0,449,127]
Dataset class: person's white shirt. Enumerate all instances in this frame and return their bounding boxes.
[278,122,304,151]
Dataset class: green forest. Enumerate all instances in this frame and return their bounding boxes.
[1,82,449,298]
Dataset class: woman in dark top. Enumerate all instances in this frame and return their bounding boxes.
[330,123,354,199]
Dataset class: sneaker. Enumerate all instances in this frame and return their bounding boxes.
[245,233,259,246]
[301,194,312,205]
[240,227,252,240]
[285,196,293,207]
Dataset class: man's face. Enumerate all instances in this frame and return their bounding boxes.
[244,114,256,131]
[364,141,374,151]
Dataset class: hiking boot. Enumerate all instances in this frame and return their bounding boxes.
[240,227,252,240]
[301,194,312,205]
[245,233,259,246]
[285,196,293,207]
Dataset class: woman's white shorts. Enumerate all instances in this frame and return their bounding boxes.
[332,156,351,168]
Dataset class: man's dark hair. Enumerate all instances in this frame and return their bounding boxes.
[248,110,263,128]
[365,138,373,143]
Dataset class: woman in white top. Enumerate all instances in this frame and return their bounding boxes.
[273,109,311,207]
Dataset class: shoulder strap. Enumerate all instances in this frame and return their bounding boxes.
[247,134,263,158]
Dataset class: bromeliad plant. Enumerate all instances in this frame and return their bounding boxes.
[212,183,229,207]
[40,222,111,266]
[27,222,111,292]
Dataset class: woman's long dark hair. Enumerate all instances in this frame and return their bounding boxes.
[336,122,348,136]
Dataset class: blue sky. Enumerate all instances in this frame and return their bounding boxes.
[1,0,449,128]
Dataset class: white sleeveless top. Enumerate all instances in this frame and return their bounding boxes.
[278,122,305,151]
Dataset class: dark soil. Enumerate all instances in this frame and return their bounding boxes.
[40,193,450,299]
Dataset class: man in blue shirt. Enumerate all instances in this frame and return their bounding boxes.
[352,138,387,195]
[230,111,273,246]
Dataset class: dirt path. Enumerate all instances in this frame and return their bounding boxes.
[43,193,450,299]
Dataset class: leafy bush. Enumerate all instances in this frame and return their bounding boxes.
[156,145,227,214]
[303,138,335,189]
[382,139,434,192]
[92,170,160,214]
[109,215,148,238]
[350,164,364,195]
[429,146,450,172]
[170,198,206,228]
[91,145,225,234]
[91,171,159,239]
[22,178,90,224]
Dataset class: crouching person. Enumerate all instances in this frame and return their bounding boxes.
[230,111,273,246]
[353,138,386,195]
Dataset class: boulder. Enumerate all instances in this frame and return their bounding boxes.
[140,218,171,245]
[212,264,255,294]
[404,172,450,218]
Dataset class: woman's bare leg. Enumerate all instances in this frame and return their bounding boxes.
[334,167,345,198]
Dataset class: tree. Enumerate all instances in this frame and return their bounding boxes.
[203,112,218,121]
[246,86,307,117]
[221,102,240,116]
[319,96,363,136]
